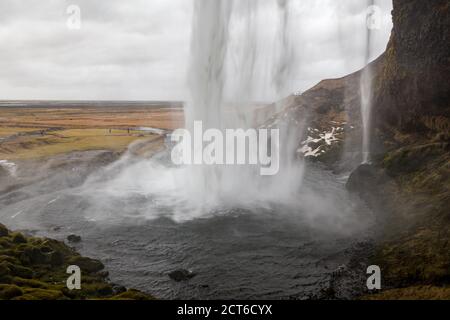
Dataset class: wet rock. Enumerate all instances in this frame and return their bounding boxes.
[49,250,64,267]
[112,284,127,295]
[0,284,23,300]
[67,234,82,243]
[0,166,9,178]
[0,261,12,277]
[331,265,347,278]
[168,269,197,282]
[345,164,396,222]
[19,247,49,265]
[0,224,9,237]
[11,232,27,244]
[110,289,153,300]
[346,164,387,194]
[14,288,66,300]
[7,262,33,279]
[96,270,110,278]
[67,256,104,273]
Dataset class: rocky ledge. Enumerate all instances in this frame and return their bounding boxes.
[0,223,154,300]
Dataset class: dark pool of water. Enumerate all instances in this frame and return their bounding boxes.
[0,152,372,299]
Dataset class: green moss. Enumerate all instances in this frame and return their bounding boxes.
[0,261,11,275]
[382,143,446,176]
[0,284,23,299]
[0,238,12,248]
[0,224,155,300]
[0,255,20,264]
[365,137,450,293]
[363,286,450,300]
[78,283,114,298]
[67,256,105,273]
[11,232,27,244]
[110,289,154,301]
[14,288,67,300]
[18,245,51,266]
[5,262,33,279]
[0,224,9,237]
[12,277,49,289]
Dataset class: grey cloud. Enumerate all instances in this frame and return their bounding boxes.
[0,0,392,101]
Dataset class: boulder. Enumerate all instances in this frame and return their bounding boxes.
[112,284,127,295]
[67,235,82,243]
[168,269,197,282]
[11,232,27,244]
[0,224,9,237]
[346,164,381,193]
[0,284,23,300]
[0,223,9,237]
[0,261,12,277]
[19,246,50,265]
[67,256,104,273]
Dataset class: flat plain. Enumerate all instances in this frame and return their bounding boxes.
[0,102,184,161]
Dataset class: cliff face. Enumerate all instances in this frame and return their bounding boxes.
[374,0,450,137]
[270,50,385,171]
[280,0,449,159]
[366,0,450,297]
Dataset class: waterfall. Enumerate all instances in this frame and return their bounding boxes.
[79,0,393,223]
[183,0,304,211]
[360,0,376,164]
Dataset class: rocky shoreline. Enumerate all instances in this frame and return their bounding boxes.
[0,223,154,300]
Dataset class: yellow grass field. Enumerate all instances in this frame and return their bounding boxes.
[0,106,183,161]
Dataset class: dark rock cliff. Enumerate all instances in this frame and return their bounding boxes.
[374,0,450,137]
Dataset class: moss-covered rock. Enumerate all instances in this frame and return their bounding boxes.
[363,286,450,300]
[0,284,23,299]
[0,224,9,238]
[67,235,82,243]
[0,262,12,278]
[0,224,155,300]
[15,288,67,300]
[12,277,49,289]
[78,283,114,298]
[11,232,27,244]
[5,262,33,279]
[67,256,104,274]
[109,289,154,300]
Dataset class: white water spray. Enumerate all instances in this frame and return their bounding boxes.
[182,0,304,210]
[360,0,376,164]
[79,0,392,225]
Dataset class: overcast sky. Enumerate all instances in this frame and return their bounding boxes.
[0,0,393,101]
